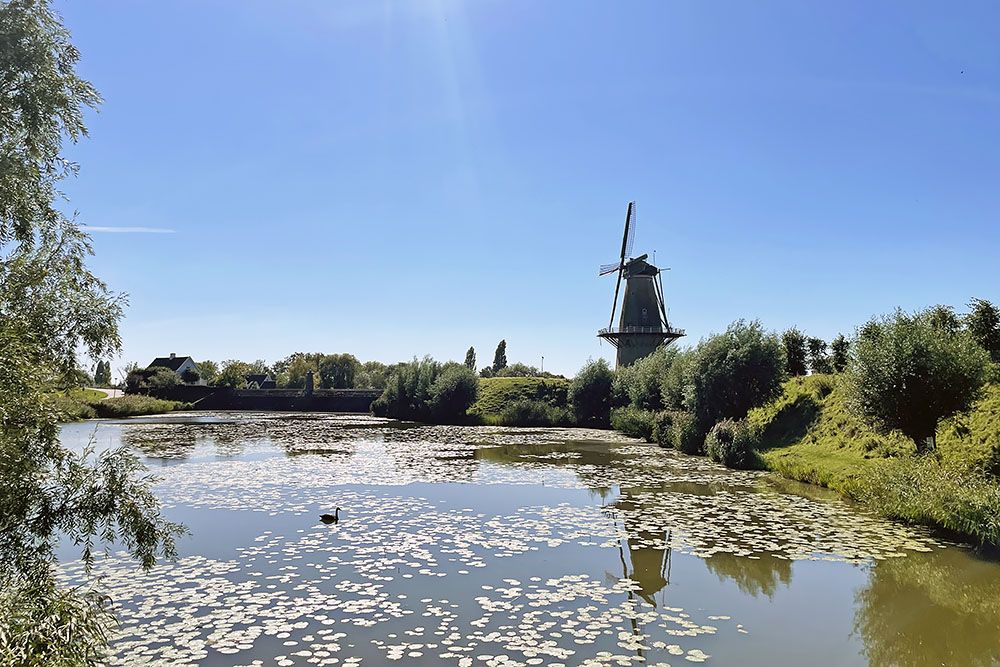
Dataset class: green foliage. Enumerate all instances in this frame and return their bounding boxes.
[685,320,786,433]
[93,361,110,386]
[428,365,479,423]
[966,297,1000,363]
[845,307,990,452]
[830,334,849,372]
[610,406,655,441]
[782,328,808,376]
[705,419,759,469]
[464,346,476,370]
[937,384,1000,476]
[492,340,507,373]
[493,362,541,378]
[569,359,613,428]
[469,377,569,418]
[612,345,675,412]
[274,353,320,389]
[195,360,218,385]
[650,411,675,447]
[850,457,1000,546]
[213,359,269,388]
[180,368,200,384]
[355,361,393,391]
[125,366,177,394]
[807,337,832,374]
[0,4,183,659]
[482,399,571,427]
[372,357,479,423]
[91,396,184,419]
[0,576,113,666]
[318,353,360,389]
[668,411,702,454]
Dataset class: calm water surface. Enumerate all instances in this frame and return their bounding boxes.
[58,412,1000,667]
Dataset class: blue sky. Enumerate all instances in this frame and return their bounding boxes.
[58,1,1000,376]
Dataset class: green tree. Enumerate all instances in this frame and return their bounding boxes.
[0,2,181,660]
[464,346,476,370]
[569,359,614,428]
[180,368,200,384]
[429,365,479,422]
[782,328,808,376]
[494,362,541,378]
[275,352,321,388]
[371,357,478,423]
[318,353,360,389]
[686,321,786,433]
[492,339,507,373]
[830,334,850,373]
[845,308,990,453]
[965,297,1000,363]
[927,304,962,334]
[355,360,391,391]
[214,360,255,388]
[195,360,218,385]
[807,337,833,374]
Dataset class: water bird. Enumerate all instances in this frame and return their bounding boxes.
[320,507,341,524]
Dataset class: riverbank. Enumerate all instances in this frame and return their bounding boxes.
[49,390,191,421]
[749,375,1000,544]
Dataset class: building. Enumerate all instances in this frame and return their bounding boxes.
[146,353,204,385]
[245,373,277,389]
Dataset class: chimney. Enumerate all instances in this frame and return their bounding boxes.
[169,353,176,359]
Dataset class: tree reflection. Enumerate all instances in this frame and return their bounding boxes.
[704,552,792,598]
[854,549,1000,667]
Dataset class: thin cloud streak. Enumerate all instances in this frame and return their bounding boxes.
[81,226,176,234]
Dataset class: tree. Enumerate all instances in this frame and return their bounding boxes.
[180,368,200,384]
[845,308,990,453]
[494,362,541,378]
[966,297,1000,363]
[830,334,850,373]
[318,353,360,389]
[927,304,962,334]
[686,320,786,433]
[464,346,476,370]
[492,340,507,373]
[429,365,479,422]
[355,360,392,391]
[213,360,257,388]
[569,359,614,428]
[275,352,321,388]
[0,2,181,660]
[807,337,833,374]
[782,328,808,376]
[195,360,218,385]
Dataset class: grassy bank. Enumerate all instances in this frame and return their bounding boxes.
[469,377,571,426]
[49,390,190,421]
[748,375,1000,543]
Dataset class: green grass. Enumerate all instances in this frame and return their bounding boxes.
[748,374,1000,544]
[91,396,188,418]
[66,387,107,403]
[469,376,570,423]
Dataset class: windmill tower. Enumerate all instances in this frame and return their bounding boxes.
[597,202,685,367]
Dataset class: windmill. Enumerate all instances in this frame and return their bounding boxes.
[598,201,685,367]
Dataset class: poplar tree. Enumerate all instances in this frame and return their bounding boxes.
[492,340,507,373]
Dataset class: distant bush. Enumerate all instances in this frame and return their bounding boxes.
[669,411,702,455]
[125,367,177,394]
[92,396,185,418]
[486,399,571,427]
[610,406,655,441]
[705,419,759,469]
[372,357,479,424]
[651,411,683,447]
[569,359,613,428]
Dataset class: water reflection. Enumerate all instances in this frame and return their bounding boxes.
[704,552,792,598]
[855,548,1000,667]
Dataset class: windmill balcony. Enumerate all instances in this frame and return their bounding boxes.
[598,325,686,336]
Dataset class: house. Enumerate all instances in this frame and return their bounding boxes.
[245,373,277,389]
[147,353,204,385]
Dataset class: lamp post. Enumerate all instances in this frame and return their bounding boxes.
[541,356,544,373]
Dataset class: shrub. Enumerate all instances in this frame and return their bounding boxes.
[612,346,676,412]
[125,367,178,394]
[569,359,613,428]
[429,365,479,423]
[610,406,655,441]
[372,357,480,424]
[48,393,97,420]
[685,320,786,432]
[846,307,990,452]
[705,419,759,469]
[651,411,675,447]
[91,396,184,418]
[670,411,702,454]
[488,399,571,427]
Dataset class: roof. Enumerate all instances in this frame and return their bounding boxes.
[147,356,194,371]
[245,373,273,383]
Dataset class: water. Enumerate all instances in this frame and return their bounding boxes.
[58,412,1000,667]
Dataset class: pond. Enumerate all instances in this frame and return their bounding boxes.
[58,412,1000,667]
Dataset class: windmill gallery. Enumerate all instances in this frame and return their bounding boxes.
[598,202,685,367]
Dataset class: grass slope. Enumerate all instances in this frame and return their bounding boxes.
[749,374,1000,543]
[470,377,569,416]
